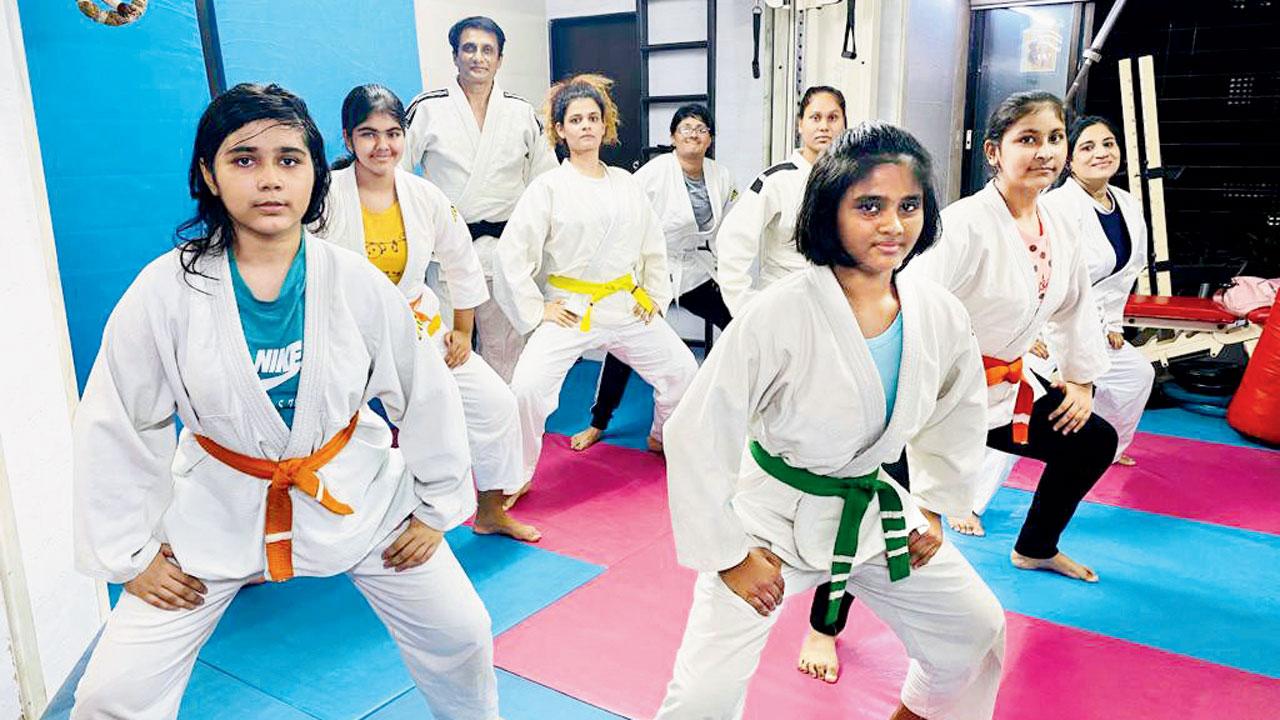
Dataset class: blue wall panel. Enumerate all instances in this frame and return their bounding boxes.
[21,1,421,388]
[19,0,211,389]
[213,0,421,164]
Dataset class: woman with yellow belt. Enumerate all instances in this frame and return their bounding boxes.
[492,74,698,493]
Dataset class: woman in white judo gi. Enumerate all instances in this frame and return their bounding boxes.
[715,85,847,316]
[70,84,498,719]
[492,74,698,493]
[569,103,737,452]
[904,91,1118,580]
[318,84,539,542]
[1042,115,1154,466]
[657,123,1005,720]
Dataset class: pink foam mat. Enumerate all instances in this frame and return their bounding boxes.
[495,531,1280,719]
[1004,432,1280,535]
[501,434,674,566]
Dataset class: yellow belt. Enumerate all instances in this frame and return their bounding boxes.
[547,273,654,332]
[408,296,442,338]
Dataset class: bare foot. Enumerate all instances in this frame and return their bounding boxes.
[502,481,532,511]
[947,512,986,536]
[796,629,840,683]
[646,435,664,454]
[1011,550,1098,582]
[889,703,927,720]
[474,491,541,542]
[570,426,604,451]
[1115,454,1136,466]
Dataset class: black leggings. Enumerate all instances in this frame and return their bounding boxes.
[988,378,1118,559]
[809,386,1117,637]
[587,280,733,430]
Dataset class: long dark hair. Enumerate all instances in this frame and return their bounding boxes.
[1059,114,1124,186]
[332,84,407,171]
[795,123,941,271]
[175,83,329,281]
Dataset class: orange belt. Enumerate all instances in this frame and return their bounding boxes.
[983,356,1033,445]
[194,414,359,581]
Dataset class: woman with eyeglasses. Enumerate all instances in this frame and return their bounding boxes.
[570,103,738,452]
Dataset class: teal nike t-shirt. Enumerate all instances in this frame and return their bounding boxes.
[229,242,306,428]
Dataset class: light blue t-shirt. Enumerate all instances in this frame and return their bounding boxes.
[229,242,306,428]
[865,312,904,427]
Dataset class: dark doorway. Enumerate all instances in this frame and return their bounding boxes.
[549,12,642,171]
[960,2,1089,197]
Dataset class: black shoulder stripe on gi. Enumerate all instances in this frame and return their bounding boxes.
[405,88,449,121]
[749,161,799,193]
[503,91,531,105]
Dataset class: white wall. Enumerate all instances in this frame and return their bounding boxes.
[903,0,970,201]
[712,0,770,193]
[0,3,104,716]
[1,590,19,717]
[778,0,963,198]
[546,0,633,18]
[415,0,551,106]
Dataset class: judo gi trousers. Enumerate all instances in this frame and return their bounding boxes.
[71,533,498,720]
[587,280,733,431]
[657,542,1005,720]
[1092,341,1155,461]
[510,317,698,481]
[450,350,524,495]
[474,277,528,384]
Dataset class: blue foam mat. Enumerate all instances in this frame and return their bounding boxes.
[366,670,623,720]
[41,660,313,720]
[1138,407,1273,451]
[55,529,601,719]
[952,487,1280,677]
[546,359,657,451]
[196,529,601,719]
[179,663,315,720]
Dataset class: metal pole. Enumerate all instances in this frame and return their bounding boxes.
[1065,0,1128,104]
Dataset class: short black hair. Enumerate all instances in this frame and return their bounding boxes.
[669,103,714,136]
[799,85,847,119]
[448,16,506,56]
[795,123,941,271]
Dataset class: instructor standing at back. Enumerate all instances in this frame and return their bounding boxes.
[403,16,559,382]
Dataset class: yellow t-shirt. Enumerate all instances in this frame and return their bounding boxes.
[361,201,408,285]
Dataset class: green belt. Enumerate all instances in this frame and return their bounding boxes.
[748,440,911,626]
